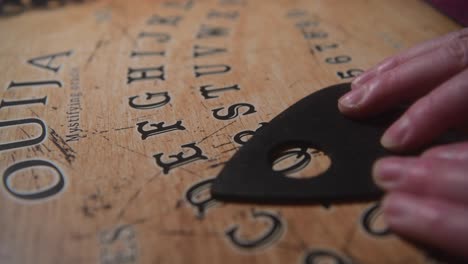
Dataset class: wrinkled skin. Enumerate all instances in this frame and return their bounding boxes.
[338,28,468,259]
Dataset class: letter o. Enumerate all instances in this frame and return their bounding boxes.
[3,159,65,200]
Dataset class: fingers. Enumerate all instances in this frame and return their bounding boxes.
[374,142,468,260]
[373,156,468,204]
[339,31,468,118]
[352,28,468,90]
[422,141,468,161]
[382,192,468,259]
[380,68,468,151]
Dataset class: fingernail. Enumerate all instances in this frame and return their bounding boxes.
[338,87,367,109]
[372,159,404,190]
[381,116,410,150]
[382,195,413,227]
[352,59,397,89]
[383,194,439,228]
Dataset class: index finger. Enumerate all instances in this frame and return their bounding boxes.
[352,28,468,89]
[338,29,468,119]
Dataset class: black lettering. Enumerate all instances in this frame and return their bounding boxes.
[325,55,351,64]
[337,69,364,79]
[138,32,171,43]
[314,43,338,52]
[185,178,219,219]
[127,66,165,84]
[272,146,312,175]
[194,64,231,78]
[130,50,166,57]
[153,142,208,174]
[196,24,229,38]
[69,123,79,129]
[200,84,239,99]
[361,202,391,237]
[212,103,256,121]
[193,45,227,58]
[27,50,72,73]
[233,122,267,145]
[128,92,171,110]
[296,20,319,28]
[164,0,194,10]
[219,0,245,5]
[147,15,182,26]
[207,10,239,19]
[286,9,308,18]
[0,96,47,110]
[65,134,81,142]
[233,130,255,145]
[3,159,65,200]
[136,120,186,140]
[0,118,46,151]
[226,210,284,250]
[8,80,62,89]
[303,30,328,39]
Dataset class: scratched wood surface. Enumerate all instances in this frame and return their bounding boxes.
[0,0,461,263]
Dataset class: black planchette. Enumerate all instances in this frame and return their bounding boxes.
[211,83,400,204]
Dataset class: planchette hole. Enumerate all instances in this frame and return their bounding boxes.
[270,144,331,179]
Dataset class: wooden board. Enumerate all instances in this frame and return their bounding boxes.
[0,1,460,263]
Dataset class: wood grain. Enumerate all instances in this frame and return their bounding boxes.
[0,1,460,263]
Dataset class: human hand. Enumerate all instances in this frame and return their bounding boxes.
[374,143,468,260]
[338,28,468,259]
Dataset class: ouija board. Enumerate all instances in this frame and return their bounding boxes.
[0,1,461,263]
